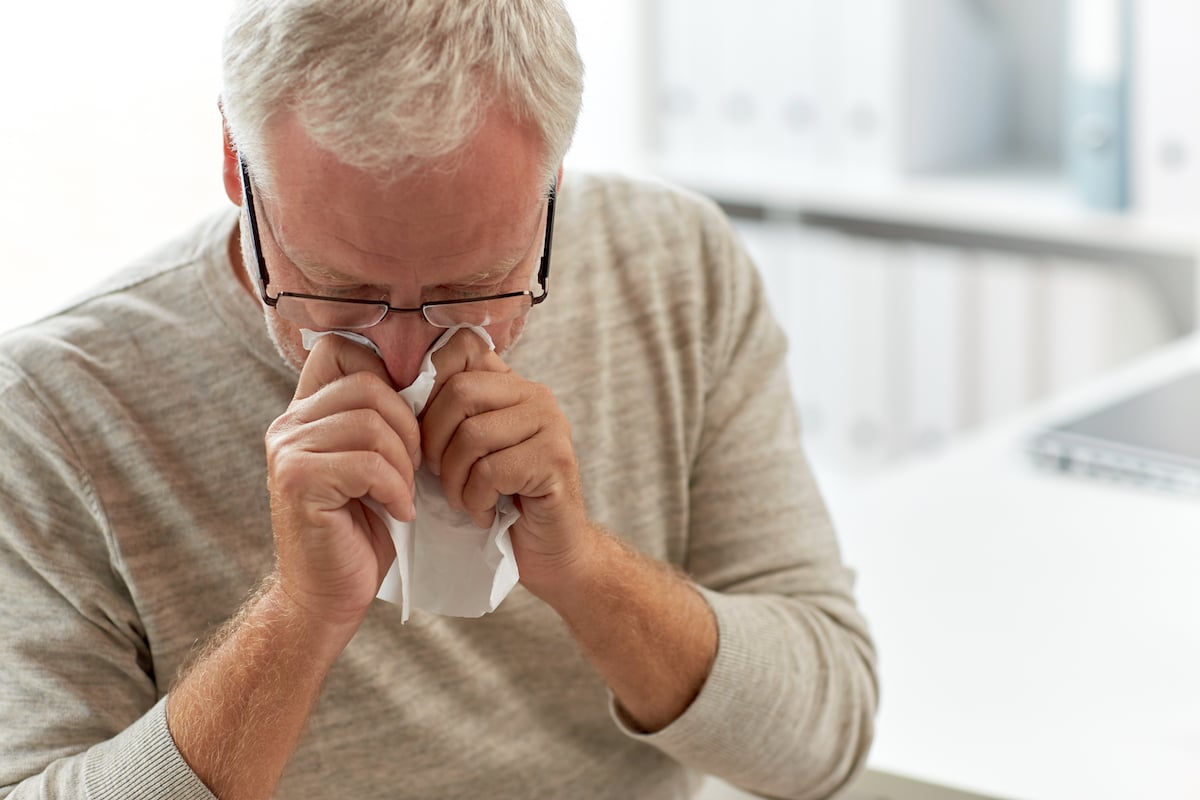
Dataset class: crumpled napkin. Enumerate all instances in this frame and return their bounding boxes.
[300,326,521,622]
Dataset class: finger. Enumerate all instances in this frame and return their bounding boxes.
[354,500,399,584]
[421,371,533,476]
[286,408,418,496]
[271,448,415,523]
[459,432,567,527]
[296,333,396,401]
[437,403,544,512]
[290,372,422,471]
[426,328,511,411]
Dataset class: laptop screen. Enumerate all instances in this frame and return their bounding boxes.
[1028,370,1200,491]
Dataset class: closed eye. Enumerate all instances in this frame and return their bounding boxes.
[299,272,388,299]
[440,283,507,299]
[431,270,522,300]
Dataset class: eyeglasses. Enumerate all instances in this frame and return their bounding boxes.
[239,157,555,330]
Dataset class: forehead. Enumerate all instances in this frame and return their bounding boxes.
[259,109,547,286]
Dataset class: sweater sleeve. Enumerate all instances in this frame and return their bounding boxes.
[611,199,878,800]
[0,362,214,800]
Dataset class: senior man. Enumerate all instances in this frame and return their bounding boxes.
[0,1,876,798]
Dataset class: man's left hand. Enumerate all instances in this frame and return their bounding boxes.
[421,329,593,594]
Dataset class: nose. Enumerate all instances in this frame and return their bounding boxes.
[369,313,443,389]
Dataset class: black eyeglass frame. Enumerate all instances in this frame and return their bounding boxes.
[238,157,556,328]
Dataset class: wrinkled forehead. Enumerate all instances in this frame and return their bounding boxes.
[255,110,550,279]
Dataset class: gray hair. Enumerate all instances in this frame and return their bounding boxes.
[221,0,584,191]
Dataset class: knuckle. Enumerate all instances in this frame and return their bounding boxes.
[348,407,387,437]
[346,370,389,395]
[458,415,491,449]
[361,451,391,484]
[545,436,577,474]
[265,427,297,464]
[440,371,471,401]
[266,409,300,440]
[268,450,310,495]
[472,453,499,485]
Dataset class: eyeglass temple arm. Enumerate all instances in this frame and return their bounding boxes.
[537,181,558,297]
[238,157,273,298]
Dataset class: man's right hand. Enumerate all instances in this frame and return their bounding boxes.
[263,334,421,625]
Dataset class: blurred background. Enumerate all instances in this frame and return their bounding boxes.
[1,0,1196,488]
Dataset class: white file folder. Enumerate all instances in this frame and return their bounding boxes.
[1131,0,1200,222]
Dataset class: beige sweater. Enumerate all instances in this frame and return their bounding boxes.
[0,173,876,799]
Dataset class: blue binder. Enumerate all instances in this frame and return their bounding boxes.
[1066,0,1131,211]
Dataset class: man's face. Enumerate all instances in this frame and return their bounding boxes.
[240,109,552,388]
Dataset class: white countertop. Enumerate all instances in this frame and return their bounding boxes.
[826,334,1200,799]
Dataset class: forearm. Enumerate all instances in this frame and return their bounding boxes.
[166,576,361,800]
[648,589,878,800]
[524,523,875,799]
[529,526,718,732]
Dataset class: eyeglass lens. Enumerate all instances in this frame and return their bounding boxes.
[275,293,535,331]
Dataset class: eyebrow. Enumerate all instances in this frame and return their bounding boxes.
[266,215,522,289]
[285,240,523,290]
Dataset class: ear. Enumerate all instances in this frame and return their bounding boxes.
[555,163,564,192]
[219,100,243,208]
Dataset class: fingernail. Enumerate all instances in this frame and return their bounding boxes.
[428,459,440,476]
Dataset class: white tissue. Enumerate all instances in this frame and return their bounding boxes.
[300,326,521,622]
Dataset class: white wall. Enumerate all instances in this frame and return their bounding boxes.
[1,3,233,331]
[561,0,649,174]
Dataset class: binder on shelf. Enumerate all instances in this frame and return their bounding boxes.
[733,219,812,410]
[800,229,854,468]
[1043,257,1174,397]
[973,251,1041,424]
[1131,0,1200,223]
[1065,0,1130,210]
[652,0,721,175]
[784,226,844,440]
[765,0,824,184]
[832,0,902,183]
[904,243,969,454]
[712,0,779,179]
[838,236,899,472]
[902,0,1007,173]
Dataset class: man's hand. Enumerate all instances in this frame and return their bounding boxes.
[264,334,421,624]
[422,330,716,732]
[421,329,593,596]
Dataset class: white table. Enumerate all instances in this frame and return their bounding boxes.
[825,334,1200,800]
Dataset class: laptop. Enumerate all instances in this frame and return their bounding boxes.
[1027,370,1200,494]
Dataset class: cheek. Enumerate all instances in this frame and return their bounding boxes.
[263,310,309,373]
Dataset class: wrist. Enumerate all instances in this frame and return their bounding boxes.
[261,573,367,659]
[521,529,718,732]
[521,525,625,616]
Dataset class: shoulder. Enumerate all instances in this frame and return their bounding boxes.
[0,209,241,419]
[557,171,734,254]
[553,172,752,304]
